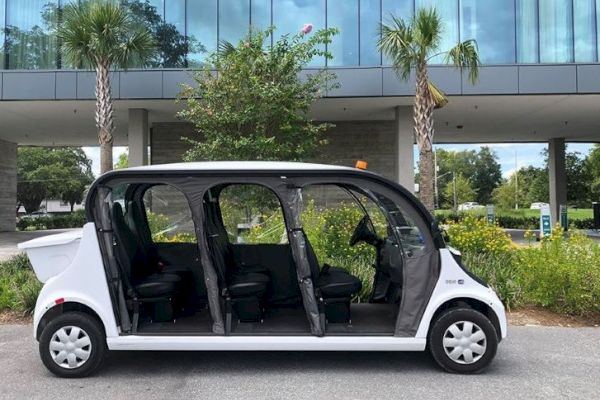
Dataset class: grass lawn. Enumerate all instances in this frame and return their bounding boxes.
[435,208,592,220]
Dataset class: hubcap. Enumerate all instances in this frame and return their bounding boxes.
[49,326,92,369]
[442,321,487,365]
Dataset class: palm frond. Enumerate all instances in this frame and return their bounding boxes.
[413,7,443,57]
[427,80,448,109]
[378,14,416,80]
[57,0,156,69]
[218,40,237,56]
[445,39,480,84]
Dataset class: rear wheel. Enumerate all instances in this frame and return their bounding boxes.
[428,307,498,374]
[39,312,106,378]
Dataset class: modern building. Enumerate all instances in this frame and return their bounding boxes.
[1,0,600,230]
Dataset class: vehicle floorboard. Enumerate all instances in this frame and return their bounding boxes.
[325,303,397,336]
[135,310,214,335]
[232,306,312,335]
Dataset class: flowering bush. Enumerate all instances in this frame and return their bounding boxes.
[518,228,600,314]
[444,216,512,254]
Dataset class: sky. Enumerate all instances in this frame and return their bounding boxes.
[83,143,595,178]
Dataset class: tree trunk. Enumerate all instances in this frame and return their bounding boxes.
[95,60,115,174]
[413,62,435,213]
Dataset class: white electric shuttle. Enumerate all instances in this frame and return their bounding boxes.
[19,162,506,377]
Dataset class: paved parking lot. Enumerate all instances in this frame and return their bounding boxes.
[0,324,598,400]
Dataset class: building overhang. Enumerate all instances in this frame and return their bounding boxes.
[1,64,599,146]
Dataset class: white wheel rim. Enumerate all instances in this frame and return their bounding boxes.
[49,326,92,369]
[442,321,487,365]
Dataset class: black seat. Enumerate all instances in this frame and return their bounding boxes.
[204,196,270,324]
[125,200,192,279]
[318,270,363,298]
[111,203,178,332]
[112,203,181,287]
[303,231,362,323]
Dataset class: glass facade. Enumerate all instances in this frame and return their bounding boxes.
[1,0,600,70]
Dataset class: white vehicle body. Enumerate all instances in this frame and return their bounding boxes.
[21,226,506,352]
[19,162,507,376]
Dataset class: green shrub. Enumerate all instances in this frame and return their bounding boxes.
[0,254,41,314]
[17,209,87,231]
[462,251,521,310]
[517,229,600,314]
[445,216,513,254]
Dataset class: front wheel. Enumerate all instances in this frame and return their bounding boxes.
[428,307,498,374]
[39,312,107,378]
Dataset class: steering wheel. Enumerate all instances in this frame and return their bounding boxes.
[349,215,378,247]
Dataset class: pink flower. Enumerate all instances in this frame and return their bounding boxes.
[301,23,313,34]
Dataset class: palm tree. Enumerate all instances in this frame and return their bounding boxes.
[58,1,155,174]
[378,8,479,212]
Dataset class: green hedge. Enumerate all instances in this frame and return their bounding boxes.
[436,210,595,230]
[0,254,40,314]
[449,222,600,315]
[17,209,87,231]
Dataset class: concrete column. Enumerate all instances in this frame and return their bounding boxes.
[0,139,17,232]
[395,106,415,192]
[548,138,567,224]
[128,108,149,167]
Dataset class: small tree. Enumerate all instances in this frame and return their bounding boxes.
[17,147,94,213]
[58,0,155,174]
[443,174,475,209]
[178,26,338,162]
[114,151,129,169]
[378,8,479,212]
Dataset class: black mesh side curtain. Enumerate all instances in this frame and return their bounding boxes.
[283,175,441,337]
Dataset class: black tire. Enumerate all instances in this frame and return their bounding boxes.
[428,307,498,374]
[39,311,107,378]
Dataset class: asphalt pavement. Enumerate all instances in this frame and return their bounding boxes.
[0,324,598,400]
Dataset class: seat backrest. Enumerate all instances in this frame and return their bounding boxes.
[125,200,156,267]
[110,203,138,295]
[301,230,321,282]
[112,202,145,282]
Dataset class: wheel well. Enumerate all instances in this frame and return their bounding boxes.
[430,297,502,341]
[36,302,105,340]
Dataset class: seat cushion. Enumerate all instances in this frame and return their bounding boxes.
[228,272,268,298]
[318,271,362,298]
[144,272,182,284]
[134,281,175,297]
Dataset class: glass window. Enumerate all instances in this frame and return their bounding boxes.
[360,0,381,65]
[273,0,326,66]
[381,0,413,65]
[187,0,217,67]
[574,0,597,62]
[382,0,413,21]
[416,0,458,64]
[251,0,272,31]
[218,185,287,244]
[516,0,539,63]
[165,0,185,33]
[460,0,516,64]
[143,185,196,243]
[6,0,59,69]
[219,0,250,45]
[539,0,573,63]
[328,0,359,66]
[0,1,5,69]
[369,190,427,257]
